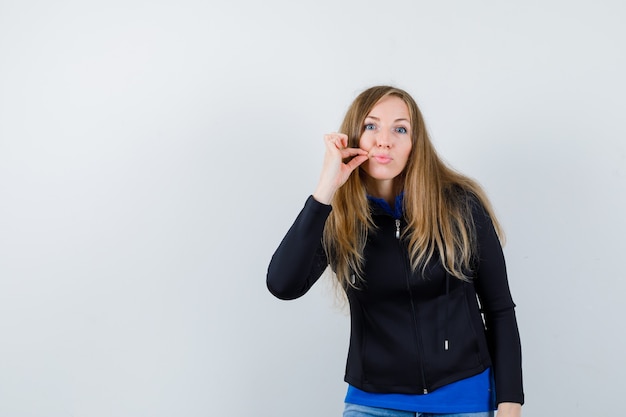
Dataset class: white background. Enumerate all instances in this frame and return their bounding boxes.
[1,1,625,416]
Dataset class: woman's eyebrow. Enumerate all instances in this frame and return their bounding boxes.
[364,115,410,123]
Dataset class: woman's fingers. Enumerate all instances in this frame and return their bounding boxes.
[314,133,369,204]
[345,154,369,172]
[324,133,349,150]
[339,147,368,158]
[323,133,368,172]
[324,133,368,159]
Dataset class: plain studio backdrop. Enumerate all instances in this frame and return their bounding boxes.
[0,1,624,416]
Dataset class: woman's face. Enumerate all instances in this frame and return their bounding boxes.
[359,95,412,183]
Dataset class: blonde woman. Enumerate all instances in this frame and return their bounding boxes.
[267,86,523,417]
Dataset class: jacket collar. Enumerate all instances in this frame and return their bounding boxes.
[367,191,404,219]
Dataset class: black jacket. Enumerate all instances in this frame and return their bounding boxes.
[267,196,524,405]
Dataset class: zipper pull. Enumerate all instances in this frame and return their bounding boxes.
[395,219,401,239]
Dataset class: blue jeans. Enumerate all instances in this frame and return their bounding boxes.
[343,403,494,417]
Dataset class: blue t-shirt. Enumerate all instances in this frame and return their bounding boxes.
[345,368,496,413]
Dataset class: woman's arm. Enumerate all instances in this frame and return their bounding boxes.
[267,133,368,299]
[471,199,524,408]
[266,196,332,300]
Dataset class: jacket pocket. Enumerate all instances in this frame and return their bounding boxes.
[420,284,484,379]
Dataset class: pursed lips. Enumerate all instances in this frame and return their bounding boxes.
[371,153,392,164]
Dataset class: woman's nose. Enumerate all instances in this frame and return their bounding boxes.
[376,131,391,148]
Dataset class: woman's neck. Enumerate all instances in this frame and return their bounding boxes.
[366,179,398,206]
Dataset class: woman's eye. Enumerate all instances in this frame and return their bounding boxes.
[395,127,408,134]
[364,123,376,131]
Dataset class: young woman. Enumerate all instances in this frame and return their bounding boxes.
[267,86,523,417]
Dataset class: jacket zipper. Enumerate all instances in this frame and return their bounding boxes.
[396,218,429,394]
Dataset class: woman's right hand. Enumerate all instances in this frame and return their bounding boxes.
[312,133,369,205]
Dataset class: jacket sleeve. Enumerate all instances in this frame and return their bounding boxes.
[471,200,525,406]
[266,196,332,300]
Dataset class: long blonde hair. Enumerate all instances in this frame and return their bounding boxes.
[322,86,504,289]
